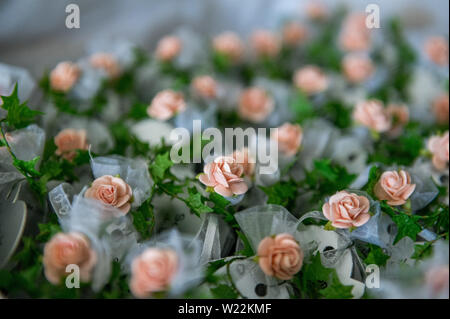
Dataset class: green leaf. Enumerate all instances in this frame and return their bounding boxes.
[36,222,62,243]
[365,165,381,198]
[314,159,338,182]
[185,187,213,216]
[289,91,315,124]
[319,272,354,299]
[364,244,390,267]
[411,242,434,261]
[210,284,239,299]
[236,231,255,257]
[259,180,298,207]
[13,156,41,178]
[131,199,155,240]
[150,152,173,182]
[1,84,43,129]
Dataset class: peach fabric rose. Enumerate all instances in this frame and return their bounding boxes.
[130,248,178,298]
[85,175,133,213]
[90,52,121,78]
[238,87,274,123]
[427,131,449,171]
[198,156,248,197]
[257,233,303,280]
[374,170,416,206]
[353,100,392,133]
[322,191,371,228]
[50,61,81,92]
[339,13,371,52]
[432,94,449,125]
[293,65,328,95]
[306,1,328,20]
[386,104,409,137]
[192,75,217,99]
[155,36,182,62]
[232,148,255,177]
[147,90,186,121]
[282,22,308,47]
[251,30,280,58]
[425,265,449,296]
[425,36,449,66]
[271,123,303,157]
[54,129,89,161]
[342,53,374,83]
[43,232,97,285]
[212,32,244,62]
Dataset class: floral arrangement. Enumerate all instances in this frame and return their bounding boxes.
[0,4,448,299]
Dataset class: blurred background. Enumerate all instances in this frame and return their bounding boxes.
[0,0,448,77]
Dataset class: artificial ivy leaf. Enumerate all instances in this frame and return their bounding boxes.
[13,156,41,179]
[391,213,422,244]
[131,199,154,239]
[365,165,381,198]
[411,242,434,261]
[36,222,62,243]
[185,187,213,216]
[313,159,339,182]
[289,91,315,124]
[1,84,43,129]
[319,272,354,299]
[259,180,297,207]
[210,284,238,299]
[150,152,173,182]
[364,244,390,267]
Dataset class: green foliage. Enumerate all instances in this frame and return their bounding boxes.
[380,201,422,244]
[0,84,43,129]
[150,152,174,182]
[260,180,298,207]
[131,199,155,239]
[364,244,390,267]
[289,91,315,124]
[210,284,239,299]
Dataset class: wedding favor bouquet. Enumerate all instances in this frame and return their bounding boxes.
[0,3,448,299]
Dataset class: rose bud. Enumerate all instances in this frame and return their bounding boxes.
[147,89,186,121]
[386,104,409,137]
[282,22,308,47]
[353,99,392,133]
[427,131,449,171]
[293,65,328,95]
[85,175,133,214]
[271,123,303,157]
[374,170,416,206]
[342,53,374,84]
[155,36,182,62]
[425,36,449,66]
[305,1,328,21]
[191,75,217,99]
[54,128,89,161]
[50,61,81,92]
[322,191,371,228]
[43,232,97,285]
[198,156,248,197]
[251,30,280,58]
[432,93,449,125]
[257,233,303,280]
[212,32,244,62]
[238,87,274,123]
[232,148,256,177]
[90,52,121,78]
[339,13,371,52]
[130,248,178,298]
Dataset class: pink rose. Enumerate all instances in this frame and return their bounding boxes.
[339,13,371,52]
[386,104,409,137]
[238,87,274,123]
[212,32,244,62]
[130,248,178,298]
[374,170,416,206]
[425,265,449,296]
[232,148,255,177]
[271,123,303,157]
[90,52,121,78]
[425,36,449,66]
[191,75,217,99]
[306,1,328,20]
[257,233,303,280]
[43,232,97,285]
[427,131,449,171]
[432,94,449,125]
[342,53,374,84]
[198,156,248,197]
[322,191,371,228]
[353,100,392,133]
[147,90,186,121]
[251,30,280,58]
[85,175,133,214]
[50,61,81,92]
[293,65,328,95]
[155,36,182,62]
[282,22,308,47]
[54,129,89,161]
